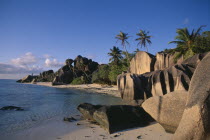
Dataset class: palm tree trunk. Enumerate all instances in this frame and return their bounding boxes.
[123,45,130,65]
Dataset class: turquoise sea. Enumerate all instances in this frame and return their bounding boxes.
[0,79,123,136]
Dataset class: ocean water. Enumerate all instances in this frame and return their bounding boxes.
[0,79,123,136]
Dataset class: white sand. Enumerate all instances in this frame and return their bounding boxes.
[62,121,173,140]
[33,82,120,97]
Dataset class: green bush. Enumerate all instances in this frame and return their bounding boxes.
[71,77,86,85]
[92,65,111,84]
[108,64,127,84]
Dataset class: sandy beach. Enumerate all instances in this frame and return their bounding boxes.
[33,82,121,98]
[2,114,173,140]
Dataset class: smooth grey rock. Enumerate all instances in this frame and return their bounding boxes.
[77,103,102,121]
[117,64,195,101]
[117,73,145,101]
[77,103,153,134]
[93,105,153,133]
[129,51,156,75]
[142,91,188,133]
[154,52,184,71]
[174,52,210,140]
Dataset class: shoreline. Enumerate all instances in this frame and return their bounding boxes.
[2,114,173,140]
[13,82,173,140]
[31,82,121,98]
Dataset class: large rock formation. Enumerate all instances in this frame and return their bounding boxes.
[77,103,102,120]
[147,64,195,97]
[36,70,55,82]
[17,75,38,83]
[74,55,98,74]
[130,51,156,75]
[117,73,144,101]
[142,90,188,133]
[154,52,184,71]
[93,105,153,133]
[118,52,208,101]
[52,55,98,85]
[77,103,153,134]
[173,52,210,140]
[53,65,74,84]
[118,64,195,101]
[182,52,208,68]
[17,55,99,85]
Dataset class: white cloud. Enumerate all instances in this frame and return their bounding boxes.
[0,63,43,74]
[86,54,97,59]
[11,52,37,66]
[45,58,64,68]
[43,54,54,59]
[183,18,189,24]
[0,52,64,79]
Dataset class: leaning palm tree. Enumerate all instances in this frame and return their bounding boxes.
[169,25,205,59]
[135,30,152,52]
[115,31,130,62]
[108,46,123,65]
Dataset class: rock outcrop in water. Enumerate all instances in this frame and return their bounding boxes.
[77,103,153,133]
[17,75,38,83]
[0,106,24,111]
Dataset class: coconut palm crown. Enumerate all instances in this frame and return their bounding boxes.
[115,31,130,61]
[108,46,123,65]
[169,25,205,59]
[135,30,152,52]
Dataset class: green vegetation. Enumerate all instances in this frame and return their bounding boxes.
[108,46,123,65]
[135,30,152,52]
[168,26,210,61]
[92,65,110,84]
[92,46,131,85]
[116,31,130,62]
[71,76,89,85]
[108,64,127,84]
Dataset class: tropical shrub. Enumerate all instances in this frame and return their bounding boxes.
[91,65,111,84]
[108,64,127,84]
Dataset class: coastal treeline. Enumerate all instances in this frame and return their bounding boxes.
[92,26,210,85]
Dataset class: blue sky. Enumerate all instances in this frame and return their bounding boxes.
[0,0,209,79]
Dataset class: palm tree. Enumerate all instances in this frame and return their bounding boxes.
[115,31,130,62]
[169,25,205,59]
[135,30,152,52]
[108,46,123,65]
